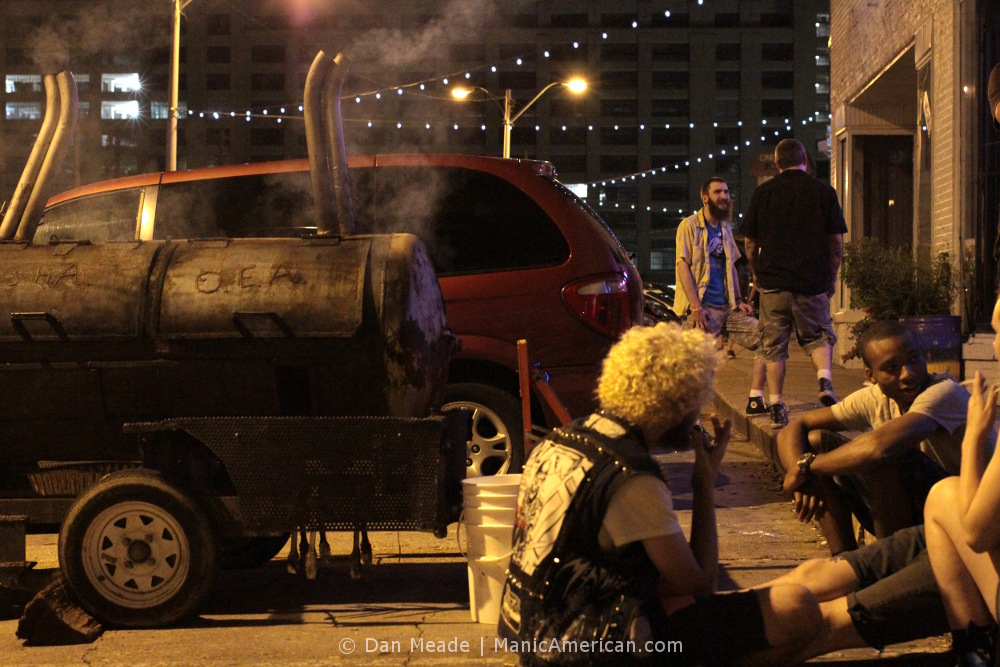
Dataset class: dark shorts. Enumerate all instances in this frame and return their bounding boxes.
[649,590,769,666]
[758,290,836,361]
[842,525,949,649]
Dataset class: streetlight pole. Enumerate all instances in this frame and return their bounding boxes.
[167,0,196,171]
[453,79,586,159]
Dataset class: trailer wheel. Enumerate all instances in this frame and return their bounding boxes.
[58,471,217,628]
[442,383,525,477]
[219,534,290,569]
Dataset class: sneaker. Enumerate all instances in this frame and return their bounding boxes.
[745,397,769,415]
[819,378,840,407]
[770,403,789,429]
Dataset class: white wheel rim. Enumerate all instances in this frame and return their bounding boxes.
[80,500,191,609]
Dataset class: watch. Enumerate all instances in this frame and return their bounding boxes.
[797,452,817,477]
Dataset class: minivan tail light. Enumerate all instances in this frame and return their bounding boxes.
[561,274,633,339]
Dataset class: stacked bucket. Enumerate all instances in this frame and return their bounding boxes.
[462,474,520,624]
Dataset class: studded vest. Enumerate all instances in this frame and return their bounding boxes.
[496,412,665,664]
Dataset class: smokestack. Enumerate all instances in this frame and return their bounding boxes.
[0,74,60,240]
[304,51,335,236]
[16,71,78,242]
[303,51,356,237]
[324,54,356,237]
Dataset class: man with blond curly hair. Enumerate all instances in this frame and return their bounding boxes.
[498,323,820,666]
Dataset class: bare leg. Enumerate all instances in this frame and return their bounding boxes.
[810,345,833,374]
[350,529,362,580]
[766,360,786,398]
[764,556,859,602]
[751,358,767,394]
[360,528,372,564]
[925,478,998,628]
[790,597,869,663]
[735,585,822,667]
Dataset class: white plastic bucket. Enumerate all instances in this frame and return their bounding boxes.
[467,554,509,624]
[462,474,521,497]
[464,505,517,527]
[463,493,518,510]
[465,523,513,558]
[463,475,519,623]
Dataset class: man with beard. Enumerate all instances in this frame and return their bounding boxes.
[743,139,847,428]
[674,176,768,417]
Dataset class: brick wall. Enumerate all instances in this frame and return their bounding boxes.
[830,0,957,256]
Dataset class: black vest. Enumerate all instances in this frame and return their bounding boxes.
[497,413,665,664]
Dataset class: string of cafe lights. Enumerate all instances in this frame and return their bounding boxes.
[173,0,825,216]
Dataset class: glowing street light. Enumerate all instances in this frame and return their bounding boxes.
[453,78,587,158]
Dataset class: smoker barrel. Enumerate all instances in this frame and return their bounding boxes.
[0,233,450,464]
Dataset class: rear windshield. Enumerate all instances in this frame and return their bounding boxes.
[370,166,569,276]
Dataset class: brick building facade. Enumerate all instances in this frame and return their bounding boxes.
[829,0,999,358]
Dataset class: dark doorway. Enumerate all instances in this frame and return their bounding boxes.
[976,1,1000,327]
[859,135,914,250]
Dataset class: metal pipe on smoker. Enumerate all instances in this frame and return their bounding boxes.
[323,53,355,237]
[0,74,59,240]
[303,51,336,236]
[16,71,78,243]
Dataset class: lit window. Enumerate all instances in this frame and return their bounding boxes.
[101,73,140,93]
[650,250,665,271]
[101,100,139,119]
[564,183,588,199]
[5,74,42,94]
[5,101,41,119]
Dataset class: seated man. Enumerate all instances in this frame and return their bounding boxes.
[497,322,819,666]
[777,319,966,554]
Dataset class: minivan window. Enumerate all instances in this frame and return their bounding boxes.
[373,167,569,275]
[34,188,142,243]
[154,172,316,239]
[154,170,376,239]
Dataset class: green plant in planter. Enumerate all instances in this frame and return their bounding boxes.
[840,238,956,361]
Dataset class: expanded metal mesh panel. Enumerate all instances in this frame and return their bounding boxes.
[145,416,445,532]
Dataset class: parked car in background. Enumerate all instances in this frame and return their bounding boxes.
[642,283,680,325]
[41,154,644,475]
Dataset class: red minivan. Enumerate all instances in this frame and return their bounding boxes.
[41,154,644,474]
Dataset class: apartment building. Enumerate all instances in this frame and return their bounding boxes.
[0,0,829,283]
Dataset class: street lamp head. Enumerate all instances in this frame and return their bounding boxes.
[565,78,587,94]
[451,87,472,100]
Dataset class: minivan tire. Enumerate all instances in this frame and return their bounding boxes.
[441,383,525,477]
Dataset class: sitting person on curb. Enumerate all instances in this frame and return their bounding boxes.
[758,319,997,664]
[777,319,966,555]
[924,292,1000,666]
[497,323,820,666]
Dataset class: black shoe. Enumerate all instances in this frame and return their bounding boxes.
[745,397,769,415]
[770,403,788,428]
[819,378,839,407]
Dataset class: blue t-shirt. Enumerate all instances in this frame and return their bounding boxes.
[702,223,726,307]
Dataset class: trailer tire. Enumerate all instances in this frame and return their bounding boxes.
[219,534,290,569]
[58,471,217,628]
[442,383,525,477]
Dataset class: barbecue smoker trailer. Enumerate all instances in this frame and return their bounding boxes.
[0,53,466,628]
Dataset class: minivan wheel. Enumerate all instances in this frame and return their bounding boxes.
[58,471,217,628]
[442,383,525,477]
